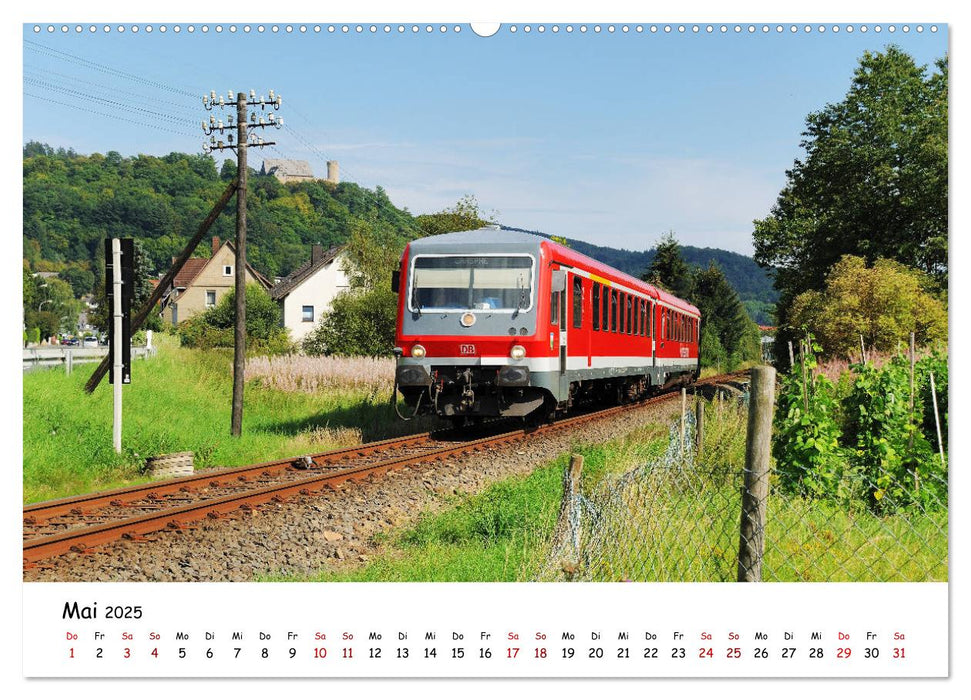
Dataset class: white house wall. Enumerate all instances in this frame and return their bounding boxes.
[282,256,351,341]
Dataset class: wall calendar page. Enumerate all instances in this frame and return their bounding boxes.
[14,1,956,694]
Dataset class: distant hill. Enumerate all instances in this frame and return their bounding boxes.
[501,225,778,324]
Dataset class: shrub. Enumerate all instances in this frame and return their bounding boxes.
[302,286,397,357]
[178,283,293,355]
[773,348,851,500]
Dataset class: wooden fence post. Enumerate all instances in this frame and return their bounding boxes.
[695,395,705,458]
[556,454,585,565]
[738,365,776,582]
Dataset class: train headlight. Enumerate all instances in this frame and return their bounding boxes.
[411,344,426,359]
[460,312,476,327]
[510,344,526,360]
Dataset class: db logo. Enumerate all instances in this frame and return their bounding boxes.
[680,347,689,358]
[459,344,477,356]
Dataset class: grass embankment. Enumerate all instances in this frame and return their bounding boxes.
[23,335,434,503]
[266,425,674,583]
[269,399,947,583]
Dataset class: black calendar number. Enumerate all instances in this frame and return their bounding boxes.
[262,648,269,658]
[672,647,685,658]
[234,647,241,658]
[397,648,409,659]
[96,648,103,659]
[810,647,824,658]
[206,648,213,659]
[643,647,658,658]
[782,647,796,658]
[452,648,464,659]
[425,647,437,658]
[617,647,629,659]
[179,647,186,659]
[370,648,381,659]
[562,648,574,659]
[754,647,768,659]
[865,648,879,659]
[289,648,296,658]
[479,648,491,659]
[588,647,603,658]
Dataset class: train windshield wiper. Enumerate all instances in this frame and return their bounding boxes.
[411,285,422,315]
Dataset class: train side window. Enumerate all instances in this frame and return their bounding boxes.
[633,298,639,337]
[626,296,633,334]
[572,276,583,329]
[610,290,618,332]
[602,288,610,332]
[619,293,625,334]
[592,283,600,331]
[550,289,559,326]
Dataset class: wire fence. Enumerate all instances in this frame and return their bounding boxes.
[541,379,948,583]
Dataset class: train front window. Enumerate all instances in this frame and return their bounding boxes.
[410,256,533,312]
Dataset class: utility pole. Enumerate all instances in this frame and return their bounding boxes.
[111,238,123,453]
[203,89,282,436]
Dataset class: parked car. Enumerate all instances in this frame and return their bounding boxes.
[62,337,79,347]
[82,336,99,348]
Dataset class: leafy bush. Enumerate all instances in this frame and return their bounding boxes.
[774,348,850,499]
[178,283,294,355]
[773,341,948,512]
[302,286,397,357]
[788,255,947,358]
[842,360,926,510]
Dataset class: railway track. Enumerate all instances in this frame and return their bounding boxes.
[23,371,745,567]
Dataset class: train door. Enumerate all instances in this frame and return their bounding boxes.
[568,273,589,369]
[550,268,567,374]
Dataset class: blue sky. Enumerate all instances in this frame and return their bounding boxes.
[22,22,947,254]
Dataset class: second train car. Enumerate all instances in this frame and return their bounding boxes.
[392,227,700,423]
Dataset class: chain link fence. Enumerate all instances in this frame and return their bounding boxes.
[540,381,948,583]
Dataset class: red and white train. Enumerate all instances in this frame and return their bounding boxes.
[392,227,700,423]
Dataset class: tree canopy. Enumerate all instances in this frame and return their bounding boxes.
[753,47,947,355]
[641,231,694,299]
[22,143,420,280]
[788,255,946,358]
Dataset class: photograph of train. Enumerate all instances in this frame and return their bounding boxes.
[21,20,947,587]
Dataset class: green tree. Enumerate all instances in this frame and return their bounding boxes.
[414,194,490,237]
[302,286,398,357]
[303,216,408,356]
[787,255,947,358]
[642,231,693,299]
[753,47,947,359]
[692,262,761,370]
[59,266,95,298]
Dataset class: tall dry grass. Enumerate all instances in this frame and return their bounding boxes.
[247,355,396,396]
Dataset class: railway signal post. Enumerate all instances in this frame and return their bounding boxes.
[203,89,282,435]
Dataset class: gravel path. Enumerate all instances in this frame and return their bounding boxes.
[24,399,682,582]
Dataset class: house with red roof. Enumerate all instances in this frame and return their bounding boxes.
[160,237,271,325]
